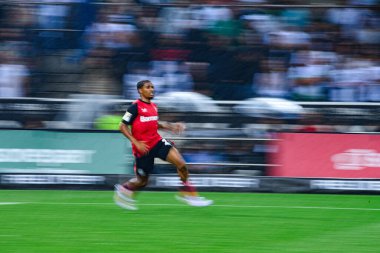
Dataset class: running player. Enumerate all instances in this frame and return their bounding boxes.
[114,80,213,210]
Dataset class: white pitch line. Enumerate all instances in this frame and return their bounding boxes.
[0,202,24,205]
[213,205,380,211]
[4,202,380,211]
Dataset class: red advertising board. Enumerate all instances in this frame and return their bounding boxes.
[268,133,380,179]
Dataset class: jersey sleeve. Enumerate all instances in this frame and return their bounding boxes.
[121,103,138,125]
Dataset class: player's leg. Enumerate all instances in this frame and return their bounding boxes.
[114,172,148,210]
[165,146,213,207]
[122,164,149,193]
[114,156,152,210]
[165,147,197,195]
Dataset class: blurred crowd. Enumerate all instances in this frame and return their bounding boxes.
[0,0,379,101]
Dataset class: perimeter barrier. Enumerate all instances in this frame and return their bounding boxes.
[0,128,379,194]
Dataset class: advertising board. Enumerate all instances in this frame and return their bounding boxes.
[0,130,133,175]
[269,133,380,179]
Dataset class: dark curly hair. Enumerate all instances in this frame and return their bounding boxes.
[136,80,151,90]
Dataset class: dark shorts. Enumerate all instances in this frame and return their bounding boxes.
[135,138,173,177]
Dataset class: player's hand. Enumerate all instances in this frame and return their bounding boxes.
[171,122,186,135]
[135,141,149,154]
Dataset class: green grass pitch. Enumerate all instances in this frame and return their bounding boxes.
[1,190,380,253]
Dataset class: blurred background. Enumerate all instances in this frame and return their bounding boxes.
[0,0,379,181]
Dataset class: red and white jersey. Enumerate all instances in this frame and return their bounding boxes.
[121,99,162,157]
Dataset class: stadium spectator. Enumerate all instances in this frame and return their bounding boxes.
[252,59,290,98]
[0,1,378,101]
[288,49,332,101]
[182,143,227,174]
[82,6,138,51]
[0,49,30,97]
[79,47,121,95]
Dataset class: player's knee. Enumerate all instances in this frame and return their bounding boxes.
[138,176,149,187]
[131,176,148,188]
[167,148,186,168]
[141,180,148,187]
[176,159,186,169]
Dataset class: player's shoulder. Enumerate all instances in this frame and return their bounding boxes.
[127,100,139,113]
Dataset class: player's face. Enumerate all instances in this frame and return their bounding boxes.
[139,82,155,100]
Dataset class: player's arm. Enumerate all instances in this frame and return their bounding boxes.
[120,104,149,154]
[158,121,186,135]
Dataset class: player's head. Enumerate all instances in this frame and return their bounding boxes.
[136,80,154,100]
[136,80,151,90]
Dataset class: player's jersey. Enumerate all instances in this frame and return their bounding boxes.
[121,99,162,157]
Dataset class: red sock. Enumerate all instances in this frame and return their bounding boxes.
[122,183,134,191]
[180,181,197,196]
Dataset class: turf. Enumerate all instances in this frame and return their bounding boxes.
[1,190,380,253]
